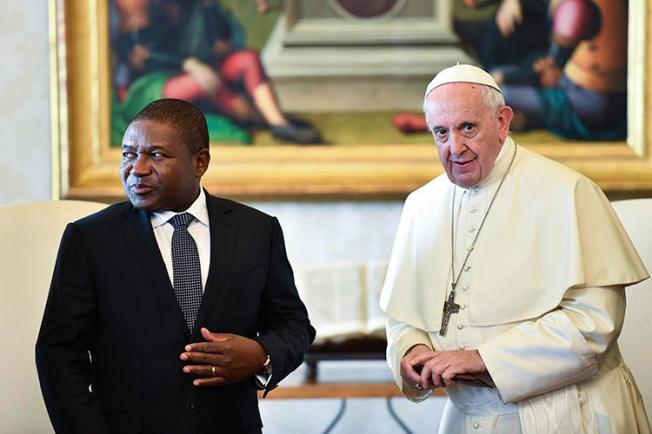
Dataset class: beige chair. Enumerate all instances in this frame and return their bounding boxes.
[0,200,107,434]
[612,198,652,426]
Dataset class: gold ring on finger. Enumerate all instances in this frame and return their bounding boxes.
[211,365,216,377]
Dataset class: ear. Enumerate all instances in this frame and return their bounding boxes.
[194,149,211,177]
[497,105,514,142]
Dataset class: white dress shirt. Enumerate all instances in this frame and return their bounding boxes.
[150,188,211,291]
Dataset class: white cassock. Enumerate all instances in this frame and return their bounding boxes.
[380,137,651,434]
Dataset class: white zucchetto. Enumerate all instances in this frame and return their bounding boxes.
[424,64,502,99]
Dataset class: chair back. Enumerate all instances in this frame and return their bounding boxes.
[612,198,652,426]
[0,200,107,433]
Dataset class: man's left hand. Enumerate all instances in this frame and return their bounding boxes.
[410,349,487,388]
[180,328,267,387]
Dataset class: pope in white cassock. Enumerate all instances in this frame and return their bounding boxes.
[380,64,651,434]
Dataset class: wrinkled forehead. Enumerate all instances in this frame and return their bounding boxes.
[122,119,181,146]
[126,118,175,133]
[423,84,500,131]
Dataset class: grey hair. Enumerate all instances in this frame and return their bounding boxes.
[477,85,505,113]
[422,84,505,130]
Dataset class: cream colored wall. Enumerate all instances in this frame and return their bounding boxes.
[0,0,52,205]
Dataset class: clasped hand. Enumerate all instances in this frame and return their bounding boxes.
[400,344,487,389]
[180,328,267,387]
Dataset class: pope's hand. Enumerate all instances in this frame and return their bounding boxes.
[400,344,436,389]
[411,349,487,388]
[180,328,267,387]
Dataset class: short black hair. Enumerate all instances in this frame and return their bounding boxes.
[133,99,209,153]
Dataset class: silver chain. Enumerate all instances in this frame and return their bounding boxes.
[450,145,518,288]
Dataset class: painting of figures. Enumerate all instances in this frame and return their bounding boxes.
[52,0,651,200]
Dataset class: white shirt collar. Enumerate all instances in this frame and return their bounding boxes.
[150,188,209,229]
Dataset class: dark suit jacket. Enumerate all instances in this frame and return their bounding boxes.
[36,193,315,434]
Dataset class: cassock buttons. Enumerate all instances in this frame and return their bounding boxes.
[473,423,481,429]
[462,285,469,291]
[459,304,466,310]
[457,323,465,330]
[459,344,466,350]
[464,265,471,272]
[470,208,479,214]
[468,227,476,233]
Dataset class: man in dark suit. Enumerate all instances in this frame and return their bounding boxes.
[36,98,315,434]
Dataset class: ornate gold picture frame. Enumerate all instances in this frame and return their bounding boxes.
[50,0,651,201]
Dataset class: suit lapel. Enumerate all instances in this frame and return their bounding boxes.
[195,194,237,332]
[119,205,189,337]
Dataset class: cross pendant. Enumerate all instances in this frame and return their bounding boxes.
[439,284,461,336]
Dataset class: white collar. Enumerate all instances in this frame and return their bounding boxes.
[478,136,514,188]
[459,136,514,193]
[150,188,209,229]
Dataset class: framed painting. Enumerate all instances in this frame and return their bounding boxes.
[50,0,651,201]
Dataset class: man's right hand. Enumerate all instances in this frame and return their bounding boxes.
[400,344,435,389]
[180,328,268,387]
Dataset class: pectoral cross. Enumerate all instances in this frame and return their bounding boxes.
[439,284,460,336]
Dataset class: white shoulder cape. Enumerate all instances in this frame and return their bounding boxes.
[380,141,648,331]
